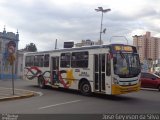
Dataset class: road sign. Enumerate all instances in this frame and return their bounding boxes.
[8,54,16,65]
[7,41,16,65]
[8,41,16,48]
[7,41,16,95]
[8,41,16,54]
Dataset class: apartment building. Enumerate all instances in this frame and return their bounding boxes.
[133,32,160,62]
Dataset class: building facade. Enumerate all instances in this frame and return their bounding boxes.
[17,50,25,79]
[133,32,160,62]
[0,28,19,79]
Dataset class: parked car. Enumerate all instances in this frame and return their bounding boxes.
[140,72,160,91]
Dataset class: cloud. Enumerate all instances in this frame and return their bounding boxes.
[0,0,160,51]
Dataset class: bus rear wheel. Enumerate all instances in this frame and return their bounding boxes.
[80,81,91,96]
[38,76,46,89]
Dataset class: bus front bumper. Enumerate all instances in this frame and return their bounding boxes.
[111,83,141,95]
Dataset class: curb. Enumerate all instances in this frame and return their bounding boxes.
[0,93,35,102]
[0,89,35,102]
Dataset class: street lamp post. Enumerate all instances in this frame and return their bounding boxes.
[95,7,111,45]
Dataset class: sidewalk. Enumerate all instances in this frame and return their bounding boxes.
[0,87,35,101]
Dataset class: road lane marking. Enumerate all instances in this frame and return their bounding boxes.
[39,100,81,110]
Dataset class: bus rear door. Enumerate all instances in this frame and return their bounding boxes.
[51,56,59,85]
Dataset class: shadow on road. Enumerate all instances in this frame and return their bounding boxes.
[27,85,140,102]
[92,93,137,101]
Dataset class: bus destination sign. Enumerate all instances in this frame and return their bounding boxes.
[114,45,133,52]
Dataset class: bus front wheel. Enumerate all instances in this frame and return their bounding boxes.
[80,81,91,96]
[38,76,46,89]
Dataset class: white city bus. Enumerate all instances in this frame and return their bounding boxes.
[23,44,141,95]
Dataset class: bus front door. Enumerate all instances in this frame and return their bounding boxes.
[51,56,59,85]
[94,54,106,92]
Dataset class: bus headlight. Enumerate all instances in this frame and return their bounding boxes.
[113,78,119,84]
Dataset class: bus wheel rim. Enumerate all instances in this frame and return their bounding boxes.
[83,84,89,93]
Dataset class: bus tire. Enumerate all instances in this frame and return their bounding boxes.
[38,76,46,89]
[80,81,91,96]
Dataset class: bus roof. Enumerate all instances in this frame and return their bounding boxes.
[24,44,135,55]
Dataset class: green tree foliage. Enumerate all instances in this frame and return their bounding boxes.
[25,43,37,52]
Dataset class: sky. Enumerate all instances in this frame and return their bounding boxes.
[0,0,160,51]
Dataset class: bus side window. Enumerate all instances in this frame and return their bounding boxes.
[71,51,88,68]
[44,54,49,67]
[106,54,111,76]
[25,56,30,67]
[25,56,34,67]
[30,56,34,66]
[60,53,71,68]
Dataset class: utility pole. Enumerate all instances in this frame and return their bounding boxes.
[95,7,111,45]
[55,39,57,50]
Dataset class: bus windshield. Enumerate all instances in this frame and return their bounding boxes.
[113,53,140,78]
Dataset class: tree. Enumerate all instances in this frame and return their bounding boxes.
[24,43,37,52]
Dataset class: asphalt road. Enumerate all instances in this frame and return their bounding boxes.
[0,79,160,114]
